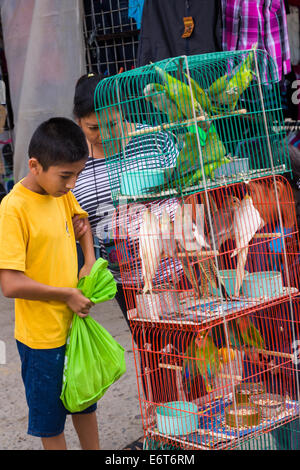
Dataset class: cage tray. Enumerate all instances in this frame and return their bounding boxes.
[148,395,299,450]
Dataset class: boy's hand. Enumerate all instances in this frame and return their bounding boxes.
[65,288,94,318]
[78,262,95,280]
[72,215,88,240]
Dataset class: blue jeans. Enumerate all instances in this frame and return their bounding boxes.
[17,340,97,438]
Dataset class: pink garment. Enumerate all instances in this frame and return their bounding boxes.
[222,0,291,81]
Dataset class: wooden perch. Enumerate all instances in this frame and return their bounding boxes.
[253,233,282,239]
[127,109,247,138]
[245,347,293,360]
[127,115,206,138]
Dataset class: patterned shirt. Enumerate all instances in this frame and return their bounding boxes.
[221,0,291,81]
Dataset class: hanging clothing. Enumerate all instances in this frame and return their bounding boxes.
[137,0,222,67]
[221,0,291,81]
[128,0,145,29]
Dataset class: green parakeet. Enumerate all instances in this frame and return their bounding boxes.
[143,82,181,123]
[168,125,230,189]
[155,64,210,124]
[208,43,257,112]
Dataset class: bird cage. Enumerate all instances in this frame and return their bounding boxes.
[131,298,300,450]
[94,47,291,205]
[112,175,300,328]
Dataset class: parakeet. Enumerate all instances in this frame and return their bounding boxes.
[174,203,210,252]
[209,195,241,251]
[182,332,220,394]
[174,203,208,298]
[236,316,265,350]
[208,43,257,112]
[139,208,163,293]
[231,195,265,296]
[174,204,229,300]
[155,64,209,122]
[143,82,180,123]
[168,125,230,189]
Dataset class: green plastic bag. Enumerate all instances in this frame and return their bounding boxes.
[77,257,117,303]
[60,258,125,412]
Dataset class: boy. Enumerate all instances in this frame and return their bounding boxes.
[0,117,99,450]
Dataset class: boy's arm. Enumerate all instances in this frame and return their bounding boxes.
[0,269,93,317]
[77,218,96,279]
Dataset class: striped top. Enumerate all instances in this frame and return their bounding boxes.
[73,123,183,285]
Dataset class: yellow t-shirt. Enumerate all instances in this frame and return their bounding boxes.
[0,181,88,349]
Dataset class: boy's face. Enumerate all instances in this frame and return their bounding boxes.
[28,158,87,197]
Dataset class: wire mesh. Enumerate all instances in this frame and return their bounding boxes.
[83,0,139,76]
[112,175,299,328]
[94,48,291,205]
[131,298,300,450]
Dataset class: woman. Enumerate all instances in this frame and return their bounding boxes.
[72,73,180,328]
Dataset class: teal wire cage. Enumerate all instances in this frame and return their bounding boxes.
[94,47,291,206]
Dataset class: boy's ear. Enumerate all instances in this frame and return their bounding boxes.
[28,157,42,175]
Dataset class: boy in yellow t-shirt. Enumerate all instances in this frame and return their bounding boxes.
[0,117,99,450]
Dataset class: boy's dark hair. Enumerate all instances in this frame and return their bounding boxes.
[28,117,89,170]
[73,73,104,119]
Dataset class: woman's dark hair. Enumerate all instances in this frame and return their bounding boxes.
[28,117,89,170]
[73,73,104,119]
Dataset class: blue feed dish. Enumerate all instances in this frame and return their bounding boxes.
[210,269,248,297]
[156,401,198,436]
[242,271,283,299]
[121,168,165,195]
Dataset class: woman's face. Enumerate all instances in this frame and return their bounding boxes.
[78,113,102,147]
[78,109,123,148]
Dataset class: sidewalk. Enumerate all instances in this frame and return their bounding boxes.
[0,293,143,450]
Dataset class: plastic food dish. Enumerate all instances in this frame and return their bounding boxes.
[120,168,165,195]
[156,401,198,436]
[242,271,283,299]
[225,404,261,428]
[209,269,248,297]
[235,382,265,404]
[250,393,285,418]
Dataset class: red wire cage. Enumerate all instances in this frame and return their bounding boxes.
[112,174,300,449]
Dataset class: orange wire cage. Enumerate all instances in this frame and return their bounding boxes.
[130,298,300,450]
[113,174,300,329]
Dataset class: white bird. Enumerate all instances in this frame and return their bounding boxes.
[174,203,210,252]
[139,208,163,294]
[160,208,177,259]
[231,195,265,296]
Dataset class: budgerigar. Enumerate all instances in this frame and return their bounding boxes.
[139,208,163,293]
[231,195,265,296]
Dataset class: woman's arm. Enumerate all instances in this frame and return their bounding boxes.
[0,269,93,317]
[77,218,96,279]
